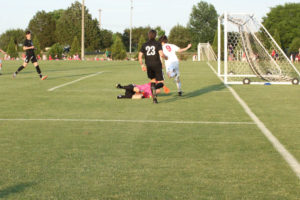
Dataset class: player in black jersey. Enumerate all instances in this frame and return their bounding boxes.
[138,30,167,104]
[13,31,47,80]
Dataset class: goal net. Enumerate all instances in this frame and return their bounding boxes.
[218,13,300,85]
[197,43,217,61]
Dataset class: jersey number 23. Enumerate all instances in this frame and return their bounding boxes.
[146,46,156,56]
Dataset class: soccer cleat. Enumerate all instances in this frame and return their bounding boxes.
[41,75,48,80]
[12,72,17,79]
[178,91,182,96]
[153,98,158,104]
[163,86,170,94]
[116,84,122,89]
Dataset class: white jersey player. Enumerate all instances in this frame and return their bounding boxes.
[159,35,191,96]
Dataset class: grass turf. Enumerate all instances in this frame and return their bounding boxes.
[0,60,300,199]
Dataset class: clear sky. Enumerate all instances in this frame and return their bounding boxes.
[0,0,298,35]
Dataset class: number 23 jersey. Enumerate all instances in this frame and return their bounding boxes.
[140,39,162,67]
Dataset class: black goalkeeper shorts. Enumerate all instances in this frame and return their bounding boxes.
[147,65,164,81]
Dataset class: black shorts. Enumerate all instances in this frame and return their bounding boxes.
[25,55,37,63]
[124,84,135,98]
[147,65,164,81]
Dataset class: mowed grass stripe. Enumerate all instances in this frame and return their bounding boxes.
[207,61,300,180]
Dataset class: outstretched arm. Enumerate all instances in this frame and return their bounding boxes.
[177,44,192,53]
[0,49,5,54]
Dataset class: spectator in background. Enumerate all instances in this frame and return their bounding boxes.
[192,54,197,61]
[290,54,294,62]
[296,52,300,63]
[0,49,7,75]
[105,49,111,60]
[272,49,276,58]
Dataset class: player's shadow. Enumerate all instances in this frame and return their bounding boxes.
[161,83,226,103]
[0,182,35,199]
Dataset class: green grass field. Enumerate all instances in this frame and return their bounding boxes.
[1,60,300,199]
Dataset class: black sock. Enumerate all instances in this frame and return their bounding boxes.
[155,82,164,89]
[123,85,134,91]
[35,65,42,78]
[15,66,24,74]
[151,82,156,97]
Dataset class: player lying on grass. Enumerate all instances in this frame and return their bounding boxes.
[159,35,192,96]
[116,83,162,99]
[13,31,48,80]
[0,49,6,75]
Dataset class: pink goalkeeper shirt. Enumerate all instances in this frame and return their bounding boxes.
[136,83,152,98]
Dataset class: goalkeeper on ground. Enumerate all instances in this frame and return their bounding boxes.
[115,83,162,99]
[159,35,191,96]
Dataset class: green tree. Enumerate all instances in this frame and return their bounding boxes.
[155,26,166,39]
[55,2,101,51]
[273,29,282,48]
[6,38,18,58]
[212,26,224,57]
[33,36,41,56]
[28,11,57,49]
[111,36,127,60]
[100,29,113,50]
[0,29,24,51]
[50,9,65,22]
[188,1,218,47]
[70,36,80,56]
[122,26,151,52]
[168,25,192,48]
[288,38,300,54]
[262,3,300,50]
[48,43,64,59]
[135,35,146,58]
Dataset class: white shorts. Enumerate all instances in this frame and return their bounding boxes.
[166,61,179,78]
[0,59,2,64]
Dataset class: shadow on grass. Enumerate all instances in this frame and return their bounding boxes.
[161,83,226,103]
[0,182,35,199]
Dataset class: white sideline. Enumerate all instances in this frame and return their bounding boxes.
[207,62,300,179]
[48,71,104,91]
[0,118,254,125]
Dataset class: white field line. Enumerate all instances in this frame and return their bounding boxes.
[207,62,300,179]
[48,71,104,91]
[0,118,254,125]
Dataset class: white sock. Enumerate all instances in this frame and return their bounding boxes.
[174,76,182,92]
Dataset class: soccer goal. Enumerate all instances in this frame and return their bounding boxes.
[218,13,300,85]
[197,43,217,61]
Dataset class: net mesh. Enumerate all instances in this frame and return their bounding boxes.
[198,43,217,61]
[221,14,299,83]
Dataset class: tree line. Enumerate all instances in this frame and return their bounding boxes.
[0,1,299,60]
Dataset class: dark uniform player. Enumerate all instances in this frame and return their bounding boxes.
[13,31,47,80]
[138,30,167,104]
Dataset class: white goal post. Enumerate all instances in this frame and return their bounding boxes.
[218,13,300,85]
[197,43,217,61]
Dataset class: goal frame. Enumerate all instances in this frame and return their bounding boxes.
[218,12,300,85]
[197,43,217,61]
